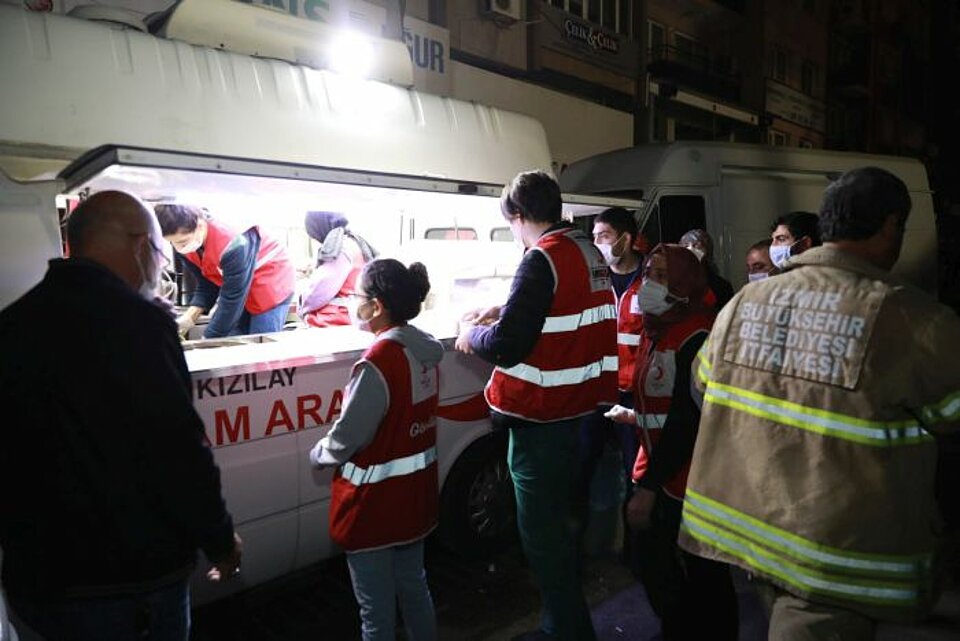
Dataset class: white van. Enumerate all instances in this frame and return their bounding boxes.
[0,5,639,606]
[559,142,938,292]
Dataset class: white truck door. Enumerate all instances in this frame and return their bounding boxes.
[0,171,63,311]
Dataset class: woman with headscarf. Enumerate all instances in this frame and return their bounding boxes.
[299,211,378,327]
[605,244,738,641]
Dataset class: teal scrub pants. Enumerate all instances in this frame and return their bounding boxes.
[509,419,596,641]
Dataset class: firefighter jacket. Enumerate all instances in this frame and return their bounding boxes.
[679,246,960,623]
[485,227,619,422]
[184,218,295,314]
[329,329,440,552]
[632,312,713,500]
[616,275,645,392]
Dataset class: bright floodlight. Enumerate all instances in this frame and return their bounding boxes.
[329,32,374,78]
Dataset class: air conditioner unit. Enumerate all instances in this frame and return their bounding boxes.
[484,0,524,21]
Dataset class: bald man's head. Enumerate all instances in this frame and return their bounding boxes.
[66,190,165,294]
[67,191,155,256]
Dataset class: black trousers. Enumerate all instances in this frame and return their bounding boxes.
[631,489,739,641]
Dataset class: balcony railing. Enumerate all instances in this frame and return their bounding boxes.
[647,44,741,102]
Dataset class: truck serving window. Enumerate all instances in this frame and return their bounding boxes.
[425,227,478,240]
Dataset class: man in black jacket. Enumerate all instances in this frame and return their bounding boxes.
[0,191,241,641]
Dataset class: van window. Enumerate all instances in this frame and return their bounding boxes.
[425,227,478,240]
[642,195,706,246]
[490,227,513,242]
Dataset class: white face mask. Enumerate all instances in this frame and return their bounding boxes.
[637,279,676,316]
[595,242,616,266]
[177,238,202,255]
[595,234,625,266]
[769,240,802,269]
[134,244,160,300]
[347,296,373,332]
[686,246,706,262]
[747,271,770,283]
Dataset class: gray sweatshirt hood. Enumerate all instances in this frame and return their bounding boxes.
[380,324,444,367]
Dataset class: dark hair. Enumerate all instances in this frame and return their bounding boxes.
[594,207,638,240]
[500,170,562,224]
[361,259,430,323]
[771,211,822,247]
[749,238,772,252]
[818,167,911,242]
[154,204,204,236]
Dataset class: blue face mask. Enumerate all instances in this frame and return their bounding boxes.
[769,243,794,269]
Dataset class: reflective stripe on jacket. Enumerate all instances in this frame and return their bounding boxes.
[632,313,712,500]
[329,335,440,552]
[184,218,295,314]
[679,246,960,623]
[485,227,618,422]
[616,275,644,391]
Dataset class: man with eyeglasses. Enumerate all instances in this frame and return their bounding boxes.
[0,191,241,641]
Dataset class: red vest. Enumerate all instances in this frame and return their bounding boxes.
[632,312,713,500]
[184,218,295,314]
[304,238,365,328]
[485,228,618,422]
[329,332,440,552]
[616,276,644,392]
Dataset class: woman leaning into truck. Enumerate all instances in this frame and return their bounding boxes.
[309,258,442,641]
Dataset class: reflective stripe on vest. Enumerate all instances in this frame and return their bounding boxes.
[682,489,931,606]
[254,242,285,270]
[496,355,618,388]
[340,446,437,486]
[542,303,617,333]
[636,413,668,430]
[618,332,641,346]
[704,381,932,447]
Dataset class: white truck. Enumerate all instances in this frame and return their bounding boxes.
[559,142,938,293]
[0,3,638,606]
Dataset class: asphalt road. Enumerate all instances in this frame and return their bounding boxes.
[190,528,770,641]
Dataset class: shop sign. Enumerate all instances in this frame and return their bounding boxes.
[235,0,334,21]
[535,3,638,76]
[563,18,619,54]
[403,16,451,96]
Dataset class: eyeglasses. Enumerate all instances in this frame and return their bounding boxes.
[129,232,170,268]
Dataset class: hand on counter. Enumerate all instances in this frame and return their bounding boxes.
[176,305,205,338]
[454,326,474,354]
[176,314,196,337]
[461,306,501,326]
